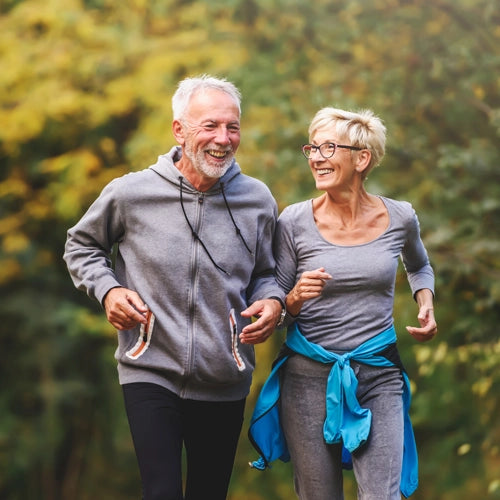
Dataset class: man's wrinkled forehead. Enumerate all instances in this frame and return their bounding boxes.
[185,89,240,123]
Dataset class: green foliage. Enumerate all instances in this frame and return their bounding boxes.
[0,0,499,498]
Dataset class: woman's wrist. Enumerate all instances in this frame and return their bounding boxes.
[415,288,434,308]
[285,288,304,317]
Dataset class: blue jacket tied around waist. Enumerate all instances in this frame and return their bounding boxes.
[248,323,419,498]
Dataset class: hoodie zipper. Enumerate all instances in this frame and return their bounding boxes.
[182,193,205,397]
[177,175,254,396]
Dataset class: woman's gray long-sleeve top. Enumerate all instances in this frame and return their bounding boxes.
[274,196,434,352]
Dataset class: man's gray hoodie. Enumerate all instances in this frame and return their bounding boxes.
[64,146,284,401]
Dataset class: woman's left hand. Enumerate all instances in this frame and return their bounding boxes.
[406,304,437,342]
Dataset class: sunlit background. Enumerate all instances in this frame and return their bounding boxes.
[0,0,499,498]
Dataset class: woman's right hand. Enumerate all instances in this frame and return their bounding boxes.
[285,267,332,316]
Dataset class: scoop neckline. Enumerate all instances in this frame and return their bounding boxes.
[307,196,392,248]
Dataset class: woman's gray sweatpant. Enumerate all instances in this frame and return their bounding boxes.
[280,354,404,500]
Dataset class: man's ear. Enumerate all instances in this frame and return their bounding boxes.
[172,120,185,145]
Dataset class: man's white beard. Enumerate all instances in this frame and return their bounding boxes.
[184,142,233,179]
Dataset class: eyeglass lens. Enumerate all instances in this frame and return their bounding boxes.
[303,143,336,159]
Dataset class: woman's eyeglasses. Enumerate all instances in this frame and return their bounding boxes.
[302,142,363,159]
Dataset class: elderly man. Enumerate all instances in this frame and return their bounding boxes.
[64,75,285,500]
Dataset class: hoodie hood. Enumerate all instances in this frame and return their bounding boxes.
[149,145,241,195]
[149,146,253,275]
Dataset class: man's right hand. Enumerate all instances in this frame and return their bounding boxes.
[103,287,148,330]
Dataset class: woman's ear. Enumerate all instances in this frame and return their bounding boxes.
[355,149,371,173]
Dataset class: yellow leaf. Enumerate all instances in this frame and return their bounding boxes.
[457,443,471,456]
[0,258,22,284]
[3,232,30,253]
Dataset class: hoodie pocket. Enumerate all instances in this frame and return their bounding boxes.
[125,309,155,360]
[229,308,246,372]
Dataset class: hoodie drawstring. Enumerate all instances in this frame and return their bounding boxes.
[179,177,253,275]
[220,182,254,256]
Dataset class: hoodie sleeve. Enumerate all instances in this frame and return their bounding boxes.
[63,179,125,304]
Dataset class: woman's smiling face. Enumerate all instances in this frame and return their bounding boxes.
[308,130,357,191]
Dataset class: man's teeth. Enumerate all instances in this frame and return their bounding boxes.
[208,150,227,158]
[317,169,333,175]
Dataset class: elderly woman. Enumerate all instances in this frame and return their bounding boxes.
[249,108,437,500]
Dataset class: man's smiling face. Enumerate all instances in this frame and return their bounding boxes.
[180,89,241,180]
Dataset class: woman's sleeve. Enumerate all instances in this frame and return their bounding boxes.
[273,209,299,295]
[401,208,435,297]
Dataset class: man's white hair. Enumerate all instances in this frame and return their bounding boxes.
[172,75,241,120]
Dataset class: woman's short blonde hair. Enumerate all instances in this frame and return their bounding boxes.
[309,108,386,176]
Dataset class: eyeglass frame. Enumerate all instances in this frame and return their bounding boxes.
[302,142,363,159]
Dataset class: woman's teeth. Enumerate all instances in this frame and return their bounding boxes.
[317,169,333,175]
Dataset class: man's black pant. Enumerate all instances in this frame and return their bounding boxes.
[122,382,245,500]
